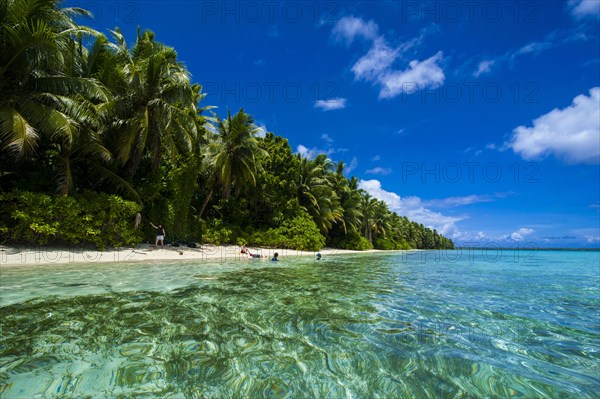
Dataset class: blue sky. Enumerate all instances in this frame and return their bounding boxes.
[75,0,600,248]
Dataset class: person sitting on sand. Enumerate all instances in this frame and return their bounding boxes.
[150,222,165,248]
[240,244,247,254]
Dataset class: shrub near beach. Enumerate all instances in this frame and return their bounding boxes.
[0,191,142,248]
[202,210,325,251]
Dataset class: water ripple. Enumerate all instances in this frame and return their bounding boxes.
[0,251,598,398]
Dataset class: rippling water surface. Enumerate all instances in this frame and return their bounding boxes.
[1,250,599,398]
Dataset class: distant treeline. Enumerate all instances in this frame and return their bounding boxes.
[0,0,454,251]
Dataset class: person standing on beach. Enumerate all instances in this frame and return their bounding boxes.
[150,222,165,248]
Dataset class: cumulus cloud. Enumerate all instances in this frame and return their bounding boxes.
[378,52,445,99]
[352,38,400,81]
[568,0,600,18]
[296,134,347,159]
[296,144,314,159]
[332,16,445,99]
[509,227,535,241]
[314,98,347,111]
[365,167,392,175]
[473,60,495,77]
[358,179,463,236]
[331,16,378,44]
[507,87,600,164]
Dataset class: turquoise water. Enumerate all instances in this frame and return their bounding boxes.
[0,250,599,398]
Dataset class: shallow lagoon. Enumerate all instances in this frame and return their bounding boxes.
[1,250,599,398]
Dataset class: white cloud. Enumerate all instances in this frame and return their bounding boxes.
[371,155,381,162]
[358,179,463,236]
[378,52,445,99]
[331,16,378,44]
[352,38,399,81]
[255,123,267,138]
[568,0,600,18]
[365,167,392,175]
[424,193,510,208]
[473,60,495,77]
[507,87,600,164]
[332,16,445,100]
[345,156,358,174]
[314,98,347,111]
[514,41,553,57]
[296,141,346,159]
[475,30,588,77]
[321,133,334,143]
[508,227,535,241]
[296,144,315,159]
[585,235,600,243]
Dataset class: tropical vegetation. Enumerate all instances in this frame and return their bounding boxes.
[0,0,454,251]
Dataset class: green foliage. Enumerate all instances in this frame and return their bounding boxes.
[165,155,201,241]
[254,133,301,225]
[0,191,142,248]
[202,219,241,245]
[373,237,414,250]
[276,210,325,251]
[330,232,374,251]
[248,228,286,248]
[373,237,396,250]
[396,239,412,250]
[202,211,325,251]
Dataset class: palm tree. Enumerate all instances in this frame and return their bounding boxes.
[0,0,105,159]
[370,200,391,242]
[198,108,266,218]
[295,154,342,234]
[98,28,199,178]
[360,193,376,243]
[331,162,362,235]
[0,0,118,196]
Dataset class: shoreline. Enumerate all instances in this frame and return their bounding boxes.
[0,244,394,268]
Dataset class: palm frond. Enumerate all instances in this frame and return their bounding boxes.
[0,106,39,157]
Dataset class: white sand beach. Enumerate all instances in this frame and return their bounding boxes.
[0,244,388,268]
